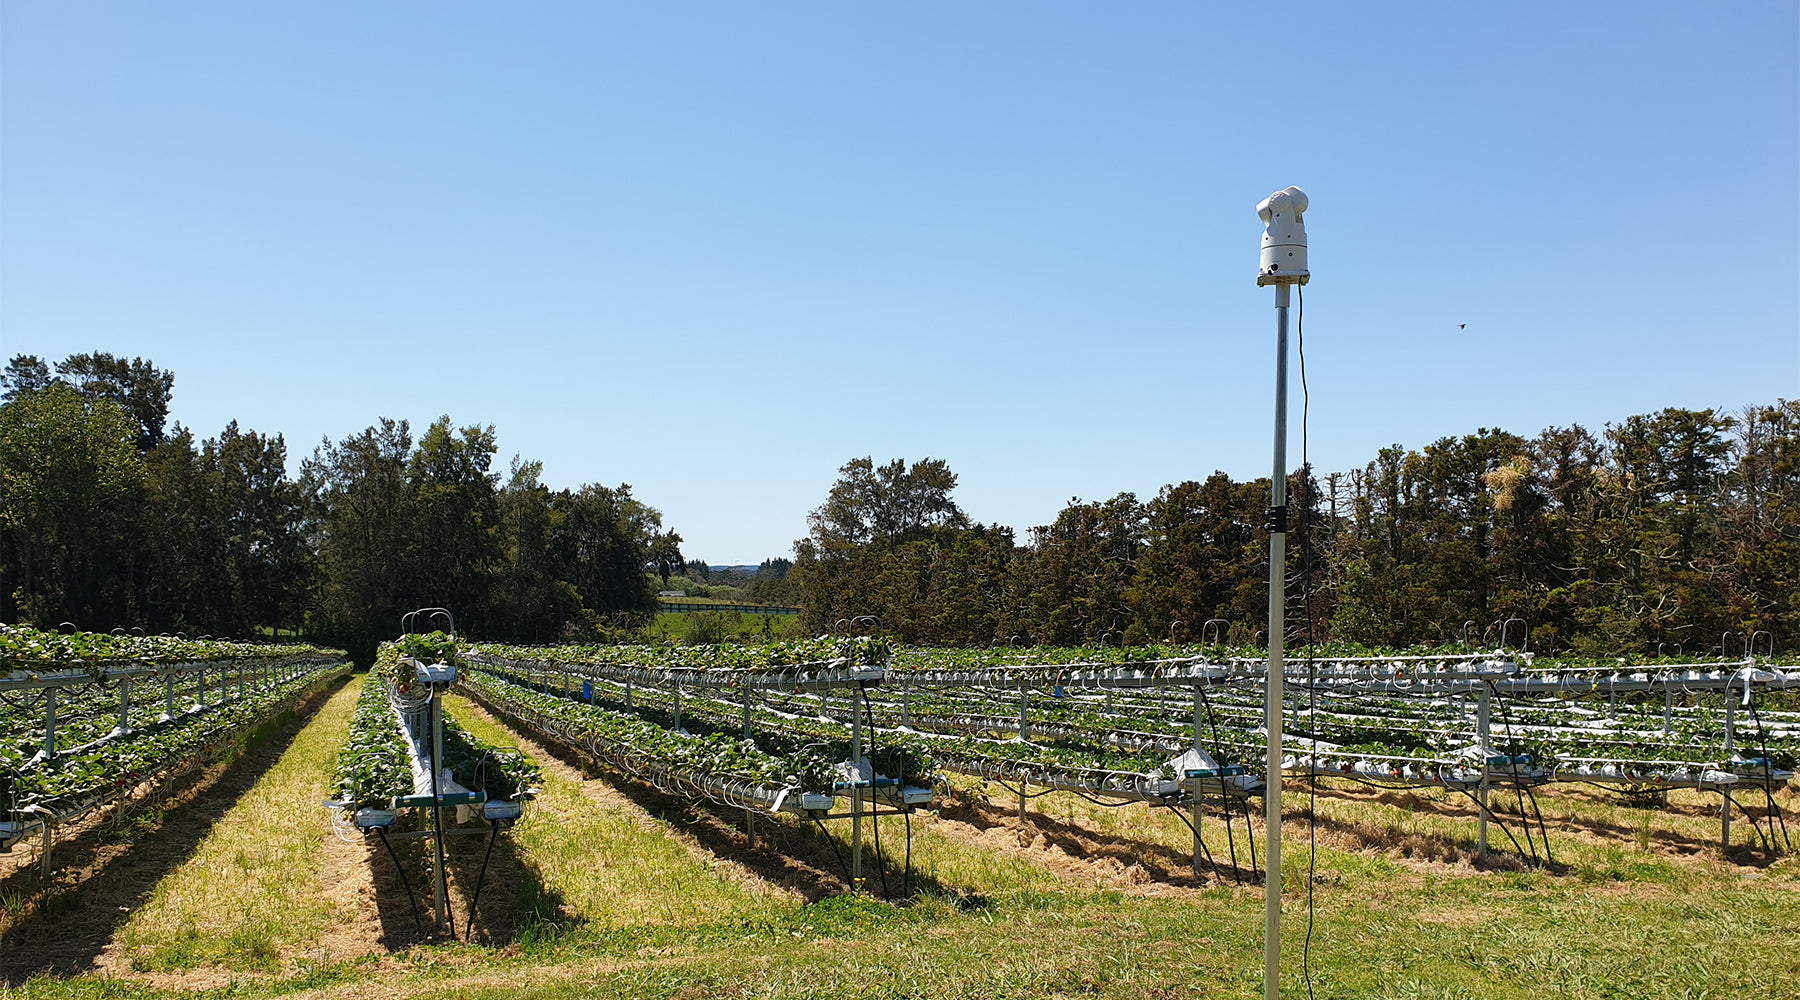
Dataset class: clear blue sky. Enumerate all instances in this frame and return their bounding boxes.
[3,2,1796,564]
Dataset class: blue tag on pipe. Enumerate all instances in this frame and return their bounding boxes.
[582,680,593,700]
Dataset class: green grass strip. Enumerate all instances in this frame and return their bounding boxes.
[112,676,360,973]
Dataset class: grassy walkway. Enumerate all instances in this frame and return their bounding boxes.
[110,677,360,973]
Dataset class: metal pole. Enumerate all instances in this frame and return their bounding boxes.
[1722,682,1735,852]
[1194,685,1205,875]
[44,686,58,757]
[1477,684,1491,859]
[851,684,864,890]
[431,689,446,930]
[1019,682,1031,821]
[1264,280,1290,1000]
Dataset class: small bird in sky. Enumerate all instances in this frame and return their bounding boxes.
[1459,323,1466,329]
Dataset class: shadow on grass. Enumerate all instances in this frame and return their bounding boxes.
[935,780,1264,888]
[1308,781,1770,866]
[0,674,349,985]
[355,813,565,948]
[464,692,970,905]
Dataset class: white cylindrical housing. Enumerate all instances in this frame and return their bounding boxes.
[1256,185,1309,285]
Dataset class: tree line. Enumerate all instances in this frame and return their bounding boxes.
[5,352,1793,658]
[792,403,1799,656]
[0,353,683,662]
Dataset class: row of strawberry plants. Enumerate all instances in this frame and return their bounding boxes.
[880,664,1799,776]
[3,656,348,826]
[538,664,1177,792]
[331,677,417,809]
[469,635,892,674]
[458,667,829,794]
[330,658,542,812]
[0,622,341,670]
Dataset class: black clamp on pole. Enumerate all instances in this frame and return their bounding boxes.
[1263,505,1289,534]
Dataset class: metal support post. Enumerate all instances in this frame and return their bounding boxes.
[163,673,175,721]
[1722,684,1736,851]
[1477,684,1491,859]
[431,690,447,930]
[1193,685,1205,875]
[1018,682,1031,822]
[44,686,58,757]
[1664,687,1674,736]
[851,684,864,890]
[673,688,683,731]
[1264,281,1290,1000]
[118,678,131,733]
[742,684,753,739]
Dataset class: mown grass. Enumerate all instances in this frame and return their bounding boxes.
[444,692,785,936]
[5,691,1798,999]
[106,679,362,973]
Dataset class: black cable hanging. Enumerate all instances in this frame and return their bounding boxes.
[862,686,891,898]
[1195,684,1246,879]
[1489,683,1543,867]
[812,815,853,887]
[374,825,425,939]
[427,695,455,941]
[1746,694,1793,853]
[465,819,503,943]
[1156,797,1226,882]
[1297,282,1319,1000]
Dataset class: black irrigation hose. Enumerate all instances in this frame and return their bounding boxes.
[812,815,853,888]
[1747,696,1794,853]
[1058,785,1141,808]
[1297,280,1318,1000]
[1489,683,1542,868]
[903,808,914,898]
[1725,789,1775,853]
[466,819,502,942]
[1189,686,1253,878]
[862,686,891,898]
[1241,794,1260,878]
[374,825,425,939]
[1447,784,1533,861]
[427,697,455,942]
[1521,781,1553,864]
[989,777,1057,801]
[1154,797,1232,884]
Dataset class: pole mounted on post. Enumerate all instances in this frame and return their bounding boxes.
[1255,184,1309,1000]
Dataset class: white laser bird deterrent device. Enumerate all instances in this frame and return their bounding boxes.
[1256,185,1309,286]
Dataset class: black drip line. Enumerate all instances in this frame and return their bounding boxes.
[374,825,425,940]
